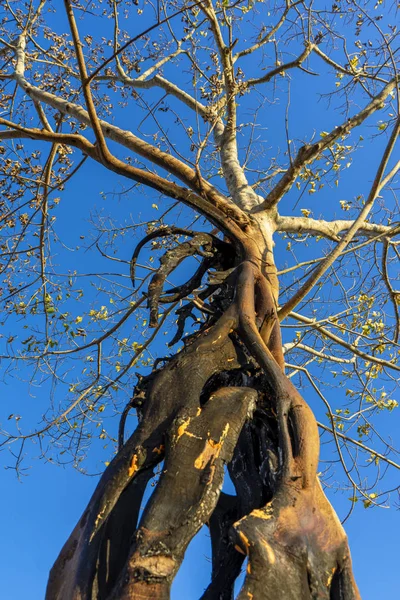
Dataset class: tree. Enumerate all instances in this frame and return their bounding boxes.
[0,0,399,598]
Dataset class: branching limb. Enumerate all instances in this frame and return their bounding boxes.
[283,342,356,364]
[9,24,249,234]
[101,70,210,115]
[246,42,315,88]
[87,1,205,83]
[382,239,400,344]
[233,1,298,62]
[276,215,400,241]
[198,2,262,211]
[317,422,400,471]
[200,0,236,128]
[130,226,198,287]
[147,233,214,327]
[260,77,399,210]
[0,118,249,236]
[290,310,400,373]
[313,45,388,84]
[278,116,400,320]
[65,0,213,200]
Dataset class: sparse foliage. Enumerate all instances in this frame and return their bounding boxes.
[0,1,399,598]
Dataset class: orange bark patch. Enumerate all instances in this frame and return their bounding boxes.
[194,424,230,470]
[327,566,336,587]
[237,531,251,555]
[128,454,139,478]
[250,504,273,520]
[176,418,191,441]
[152,445,165,455]
[176,418,202,441]
[90,506,107,541]
[194,439,220,470]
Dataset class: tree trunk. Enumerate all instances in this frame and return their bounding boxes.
[46,216,361,600]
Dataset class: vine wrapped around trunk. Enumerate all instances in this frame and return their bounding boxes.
[46,224,360,600]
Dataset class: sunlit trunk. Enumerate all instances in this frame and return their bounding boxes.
[46,218,360,600]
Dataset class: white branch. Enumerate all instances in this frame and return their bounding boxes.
[199,0,262,212]
[99,71,210,116]
[282,342,356,364]
[276,215,400,241]
[12,66,229,206]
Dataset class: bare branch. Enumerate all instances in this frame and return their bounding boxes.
[246,42,315,88]
[317,423,400,471]
[276,216,400,241]
[278,116,400,319]
[290,311,400,373]
[260,77,399,210]
[382,239,400,344]
[0,118,249,235]
[11,27,245,228]
[283,342,356,364]
[233,1,296,61]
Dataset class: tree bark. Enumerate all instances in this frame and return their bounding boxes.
[46,217,361,600]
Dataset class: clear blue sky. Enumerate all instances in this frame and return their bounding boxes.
[0,2,399,599]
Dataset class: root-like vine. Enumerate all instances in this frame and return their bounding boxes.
[46,233,360,600]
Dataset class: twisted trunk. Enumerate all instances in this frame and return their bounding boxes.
[46,215,360,600]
